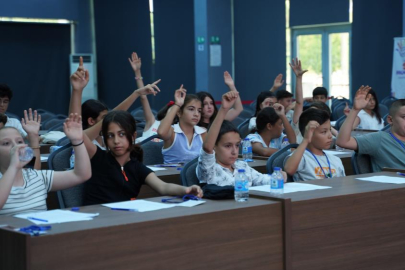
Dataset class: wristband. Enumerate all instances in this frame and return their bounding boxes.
[71,141,84,147]
[135,76,143,80]
[173,104,181,108]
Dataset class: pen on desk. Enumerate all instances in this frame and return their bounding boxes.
[396,172,405,177]
[111,208,138,212]
[28,217,48,223]
[154,165,179,168]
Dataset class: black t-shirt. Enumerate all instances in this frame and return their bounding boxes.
[84,147,153,205]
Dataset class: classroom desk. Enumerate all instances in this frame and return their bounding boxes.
[0,197,284,270]
[250,171,405,270]
[137,159,268,199]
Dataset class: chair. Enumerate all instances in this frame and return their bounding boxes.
[47,143,85,208]
[132,109,145,121]
[48,122,64,131]
[266,143,299,174]
[56,136,70,146]
[351,152,373,174]
[238,109,253,119]
[231,116,245,128]
[6,112,20,119]
[331,102,346,121]
[381,124,391,132]
[383,114,389,125]
[334,115,347,131]
[249,100,256,111]
[38,112,56,123]
[380,96,397,109]
[41,114,67,130]
[140,140,164,165]
[331,98,351,111]
[378,104,389,118]
[180,157,199,186]
[237,118,251,139]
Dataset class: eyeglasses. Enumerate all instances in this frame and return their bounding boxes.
[161,194,201,203]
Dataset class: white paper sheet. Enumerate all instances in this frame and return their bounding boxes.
[176,200,206,207]
[146,166,167,172]
[250,183,332,194]
[15,210,99,225]
[356,176,405,184]
[40,156,48,162]
[103,200,177,212]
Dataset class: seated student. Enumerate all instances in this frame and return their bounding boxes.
[345,88,384,130]
[246,104,296,157]
[0,84,27,137]
[0,113,91,215]
[197,91,287,186]
[276,89,294,122]
[197,71,243,130]
[128,52,163,142]
[83,110,202,205]
[158,86,207,164]
[337,86,405,172]
[69,56,161,146]
[249,91,277,131]
[312,87,328,103]
[284,108,345,181]
[309,102,338,137]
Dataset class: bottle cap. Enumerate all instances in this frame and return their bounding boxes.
[238,169,245,173]
[244,138,249,141]
[274,167,281,171]
[283,138,289,141]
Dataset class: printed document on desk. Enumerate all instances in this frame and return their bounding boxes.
[250,183,332,194]
[15,210,99,225]
[356,176,405,184]
[103,200,177,212]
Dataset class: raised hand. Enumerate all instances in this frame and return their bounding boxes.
[353,85,372,110]
[135,79,161,96]
[224,71,235,89]
[304,120,319,143]
[289,57,308,77]
[343,102,350,116]
[185,185,203,198]
[273,74,284,89]
[128,52,142,72]
[273,103,285,116]
[21,108,41,135]
[63,113,83,145]
[70,56,90,91]
[221,91,239,111]
[174,85,187,107]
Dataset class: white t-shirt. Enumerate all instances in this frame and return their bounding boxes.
[248,117,256,131]
[5,116,27,137]
[0,169,54,216]
[286,150,345,182]
[135,120,162,144]
[285,110,294,123]
[357,110,384,130]
[291,121,303,144]
[246,132,285,151]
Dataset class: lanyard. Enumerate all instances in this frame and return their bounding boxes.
[389,132,405,151]
[305,149,332,178]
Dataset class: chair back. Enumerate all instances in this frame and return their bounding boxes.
[351,152,373,174]
[56,136,70,146]
[381,124,391,132]
[231,116,245,127]
[180,157,199,186]
[334,115,347,131]
[332,102,346,121]
[139,134,160,145]
[237,118,251,139]
[140,140,164,165]
[266,143,299,174]
[378,104,389,119]
[47,143,85,208]
[380,96,397,109]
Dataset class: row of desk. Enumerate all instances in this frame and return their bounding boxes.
[2,171,405,269]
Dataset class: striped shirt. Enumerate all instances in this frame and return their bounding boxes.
[0,170,54,216]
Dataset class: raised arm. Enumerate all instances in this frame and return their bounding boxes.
[52,114,92,191]
[69,56,89,115]
[84,80,161,141]
[290,58,308,124]
[223,71,243,121]
[21,109,41,170]
[203,91,239,154]
[336,86,372,150]
[157,86,186,143]
[284,121,318,175]
[269,74,284,93]
[128,52,156,130]
[273,103,296,144]
[145,173,203,197]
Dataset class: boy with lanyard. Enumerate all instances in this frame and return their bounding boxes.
[284,108,345,181]
[337,86,405,172]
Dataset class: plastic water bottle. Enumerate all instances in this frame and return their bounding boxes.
[281,138,290,149]
[234,169,249,202]
[19,147,34,162]
[270,167,284,195]
[69,149,75,169]
[242,138,253,162]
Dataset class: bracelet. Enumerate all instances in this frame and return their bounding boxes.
[71,141,84,147]
[31,146,41,149]
[135,76,143,80]
[173,104,181,108]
